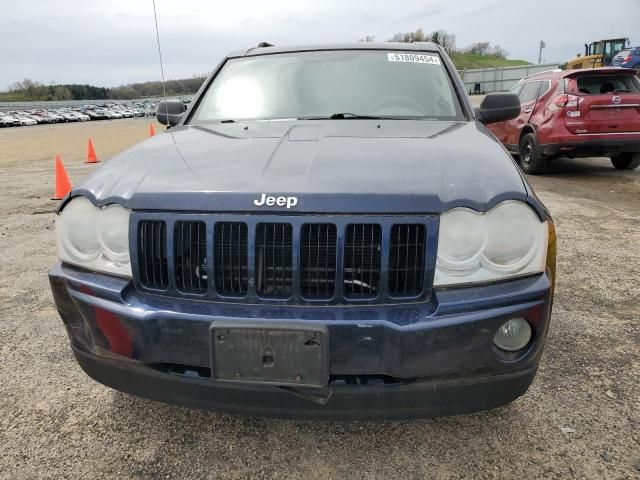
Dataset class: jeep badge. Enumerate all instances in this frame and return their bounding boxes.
[253,194,298,209]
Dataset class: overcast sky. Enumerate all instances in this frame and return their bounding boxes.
[1,0,638,89]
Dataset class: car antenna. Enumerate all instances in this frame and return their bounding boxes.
[151,0,168,125]
[244,42,275,55]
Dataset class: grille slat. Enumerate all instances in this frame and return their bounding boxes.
[343,224,381,298]
[152,221,158,287]
[300,224,337,298]
[324,226,330,293]
[174,221,207,293]
[236,223,242,294]
[388,224,426,296]
[256,223,292,298]
[138,220,168,290]
[214,222,248,295]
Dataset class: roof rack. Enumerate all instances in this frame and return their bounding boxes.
[520,69,563,82]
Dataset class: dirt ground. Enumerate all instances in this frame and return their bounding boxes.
[0,119,638,479]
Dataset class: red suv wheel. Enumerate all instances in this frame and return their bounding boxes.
[519,133,546,175]
[611,153,640,170]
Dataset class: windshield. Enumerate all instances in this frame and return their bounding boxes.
[189,50,464,123]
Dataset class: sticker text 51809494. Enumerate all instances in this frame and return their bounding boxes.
[387,52,441,65]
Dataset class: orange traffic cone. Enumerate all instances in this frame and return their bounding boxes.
[86,138,99,164]
[53,155,72,200]
[149,123,155,137]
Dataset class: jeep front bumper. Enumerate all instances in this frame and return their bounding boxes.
[49,262,553,420]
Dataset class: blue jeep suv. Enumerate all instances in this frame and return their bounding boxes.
[49,43,556,419]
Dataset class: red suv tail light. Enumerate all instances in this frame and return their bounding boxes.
[552,94,578,109]
[553,94,568,108]
[623,55,632,62]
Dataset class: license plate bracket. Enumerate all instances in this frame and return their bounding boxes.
[210,321,329,388]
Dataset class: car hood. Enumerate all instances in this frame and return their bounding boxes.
[71,120,527,214]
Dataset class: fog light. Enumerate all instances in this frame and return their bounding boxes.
[493,318,532,352]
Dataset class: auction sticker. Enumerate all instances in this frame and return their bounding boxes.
[387,52,441,65]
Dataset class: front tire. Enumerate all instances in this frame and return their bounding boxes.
[518,133,546,174]
[611,153,640,170]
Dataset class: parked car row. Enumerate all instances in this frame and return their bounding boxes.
[0,102,160,128]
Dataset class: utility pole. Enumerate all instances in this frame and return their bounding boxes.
[538,40,546,64]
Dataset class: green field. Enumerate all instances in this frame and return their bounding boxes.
[451,53,530,70]
[0,93,32,102]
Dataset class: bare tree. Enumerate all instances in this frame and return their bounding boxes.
[461,42,509,59]
[466,42,491,56]
[388,28,426,43]
[428,30,457,53]
[52,86,72,101]
[10,78,47,99]
[359,35,375,42]
[489,45,509,59]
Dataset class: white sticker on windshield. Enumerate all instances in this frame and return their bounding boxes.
[387,52,441,65]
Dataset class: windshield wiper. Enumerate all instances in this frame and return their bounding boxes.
[298,113,395,120]
[330,113,383,119]
[211,114,421,123]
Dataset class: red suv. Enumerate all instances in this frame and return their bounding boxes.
[487,67,640,174]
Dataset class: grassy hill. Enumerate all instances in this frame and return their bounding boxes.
[0,93,31,102]
[450,53,530,69]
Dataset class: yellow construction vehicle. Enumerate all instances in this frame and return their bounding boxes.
[562,37,629,69]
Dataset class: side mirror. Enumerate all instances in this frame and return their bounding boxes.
[156,99,186,127]
[475,93,520,124]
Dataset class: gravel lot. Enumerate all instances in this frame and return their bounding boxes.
[0,119,638,479]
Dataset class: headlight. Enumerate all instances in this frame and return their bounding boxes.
[436,209,485,274]
[435,201,548,286]
[56,197,132,277]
